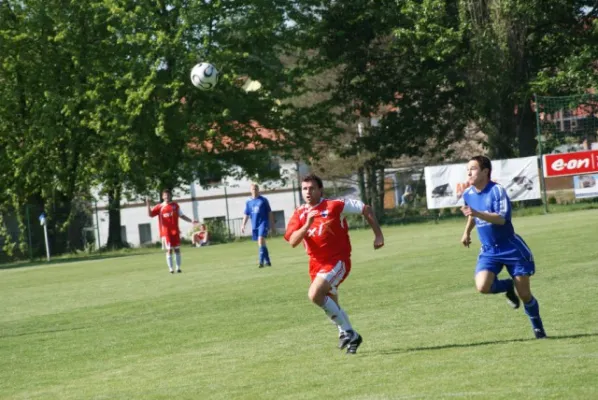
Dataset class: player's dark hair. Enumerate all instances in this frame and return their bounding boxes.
[162,188,172,195]
[469,155,492,179]
[302,174,323,189]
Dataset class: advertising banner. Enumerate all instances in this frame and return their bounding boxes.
[542,149,598,178]
[424,156,541,209]
[573,174,598,199]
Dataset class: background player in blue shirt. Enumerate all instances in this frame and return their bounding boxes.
[241,183,275,268]
[461,156,546,339]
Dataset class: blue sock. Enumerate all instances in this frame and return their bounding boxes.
[263,246,270,264]
[258,246,265,265]
[490,278,512,294]
[524,297,544,332]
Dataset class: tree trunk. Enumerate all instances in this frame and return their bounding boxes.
[517,100,537,156]
[487,100,518,159]
[357,166,368,204]
[365,163,380,216]
[377,166,385,219]
[106,185,124,249]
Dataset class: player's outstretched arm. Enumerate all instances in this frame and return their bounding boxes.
[362,205,384,249]
[146,199,154,218]
[181,215,198,224]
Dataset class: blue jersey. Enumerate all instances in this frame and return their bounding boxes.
[244,196,271,229]
[463,181,515,247]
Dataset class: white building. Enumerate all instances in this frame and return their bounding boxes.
[94,160,309,247]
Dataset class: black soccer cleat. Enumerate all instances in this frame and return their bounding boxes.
[176,269,182,273]
[346,333,363,354]
[265,262,272,267]
[258,264,264,268]
[338,332,349,349]
[533,328,547,339]
[505,286,520,309]
[169,270,174,274]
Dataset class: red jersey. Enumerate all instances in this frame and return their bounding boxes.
[284,199,364,262]
[150,202,183,237]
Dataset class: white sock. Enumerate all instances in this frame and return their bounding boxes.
[338,308,350,334]
[321,296,353,333]
[175,252,181,270]
[166,253,173,270]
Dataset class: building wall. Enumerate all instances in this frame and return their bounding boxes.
[94,161,308,247]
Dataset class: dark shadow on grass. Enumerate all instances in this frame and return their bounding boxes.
[0,326,89,339]
[372,332,598,355]
[0,251,155,270]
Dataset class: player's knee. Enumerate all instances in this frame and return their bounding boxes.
[516,287,532,303]
[475,282,492,294]
[514,277,532,302]
[307,288,325,306]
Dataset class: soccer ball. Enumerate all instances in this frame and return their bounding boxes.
[190,62,219,90]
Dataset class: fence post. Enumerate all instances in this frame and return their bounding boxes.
[94,200,101,251]
[224,186,232,239]
[534,94,549,214]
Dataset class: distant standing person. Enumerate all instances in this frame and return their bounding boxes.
[241,183,275,268]
[147,189,197,274]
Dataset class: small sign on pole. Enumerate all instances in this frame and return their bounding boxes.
[39,213,50,262]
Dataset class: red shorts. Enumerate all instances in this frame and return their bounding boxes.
[162,234,181,249]
[309,258,352,295]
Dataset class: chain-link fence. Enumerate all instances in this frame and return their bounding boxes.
[535,93,598,209]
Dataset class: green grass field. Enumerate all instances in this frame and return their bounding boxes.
[1,210,597,399]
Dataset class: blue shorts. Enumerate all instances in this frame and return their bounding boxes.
[252,225,269,241]
[475,234,535,277]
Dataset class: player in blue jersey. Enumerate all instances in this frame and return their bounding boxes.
[241,183,275,268]
[461,155,547,339]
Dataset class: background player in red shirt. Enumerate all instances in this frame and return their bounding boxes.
[284,174,384,354]
[146,189,197,273]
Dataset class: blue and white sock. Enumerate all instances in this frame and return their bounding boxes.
[524,297,544,332]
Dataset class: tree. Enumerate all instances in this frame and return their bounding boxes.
[294,0,472,215]
[461,0,598,157]
[0,0,111,255]
[0,0,312,255]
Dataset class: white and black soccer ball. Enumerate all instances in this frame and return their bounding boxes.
[190,62,219,90]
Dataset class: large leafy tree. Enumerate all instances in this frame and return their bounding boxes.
[0,0,111,255]
[294,0,472,214]
[461,0,598,158]
[0,0,310,255]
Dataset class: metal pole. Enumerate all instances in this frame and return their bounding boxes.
[292,180,297,208]
[534,94,549,214]
[224,186,231,238]
[43,224,50,262]
[95,200,101,251]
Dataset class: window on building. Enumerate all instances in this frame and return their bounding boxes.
[138,223,152,244]
[272,210,285,232]
[120,226,128,244]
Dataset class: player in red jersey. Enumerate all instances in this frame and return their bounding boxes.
[284,174,384,354]
[146,189,197,273]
